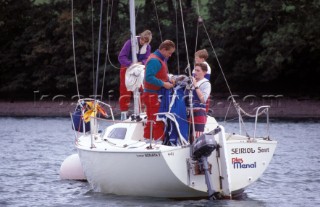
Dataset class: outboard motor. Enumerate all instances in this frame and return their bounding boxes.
[192,133,217,160]
[192,127,221,200]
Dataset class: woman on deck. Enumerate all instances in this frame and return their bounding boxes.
[118,30,152,117]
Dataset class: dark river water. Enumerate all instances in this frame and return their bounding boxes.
[0,117,319,207]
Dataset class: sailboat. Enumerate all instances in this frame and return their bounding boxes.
[70,0,277,199]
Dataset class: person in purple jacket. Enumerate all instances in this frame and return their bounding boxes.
[118,30,152,116]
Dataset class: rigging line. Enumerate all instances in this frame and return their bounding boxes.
[91,0,95,96]
[71,0,80,98]
[193,2,234,100]
[196,0,200,17]
[223,101,232,123]
[197,10,250,135]
[194,0,200,57]
[101,0,112,100]
[174,0,180,74]
[178,0,190,73]
[194,17,199,61]
[105,0,120,69]
[238,107,250,137]
[201,22,234,102]
[94,0,104,99]
[153,0,163,42]
[178,0,195,140]
[202,22,250,122]
[239,106,268,118]
[201,20,248,129]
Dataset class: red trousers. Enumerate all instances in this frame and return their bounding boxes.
[119,66,144,112]
[119,66,131,111]
[143,92,165,141]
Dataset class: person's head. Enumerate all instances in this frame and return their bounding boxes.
[139,30,152,45]
[159,40,175,59]
[195,49,208,63]
[194,62,208,80]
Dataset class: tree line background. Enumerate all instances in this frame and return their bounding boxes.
[1,0,319,101]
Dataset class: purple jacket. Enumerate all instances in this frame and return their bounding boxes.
[118,36,151,67]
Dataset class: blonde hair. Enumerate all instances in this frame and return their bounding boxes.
[195,49,208,60]
[140,30,152,44]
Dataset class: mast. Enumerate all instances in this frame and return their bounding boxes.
[129,0,140,120]
[129,0,137,63]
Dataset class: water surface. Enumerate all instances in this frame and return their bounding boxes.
[0,117,319,206]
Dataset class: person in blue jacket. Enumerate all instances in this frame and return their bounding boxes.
[143,40,176,142]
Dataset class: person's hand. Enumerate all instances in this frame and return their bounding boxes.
[191,77,197,87]
[130,62,142,66]
[163,81,174,89]
[170,77,176,86]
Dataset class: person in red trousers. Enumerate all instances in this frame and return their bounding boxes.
[118,30,152,118]
[143,40,176,142]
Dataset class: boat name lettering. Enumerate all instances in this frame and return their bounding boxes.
[144,153,160,157]
[232,157,243,163]
[232,157,257,169]
[136,153,160,158]
[168,152,174,156]
[231,148,255,154]
[258,147,269,153]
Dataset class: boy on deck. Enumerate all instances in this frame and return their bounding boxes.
[192,49,211,80]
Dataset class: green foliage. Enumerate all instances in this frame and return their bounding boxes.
[0,0,320,100]
[205,0,320,94]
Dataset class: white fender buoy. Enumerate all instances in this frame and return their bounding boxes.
[59,154,86,181]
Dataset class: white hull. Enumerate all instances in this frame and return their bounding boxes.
[75,115,277,199]
[70,0,277,199]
